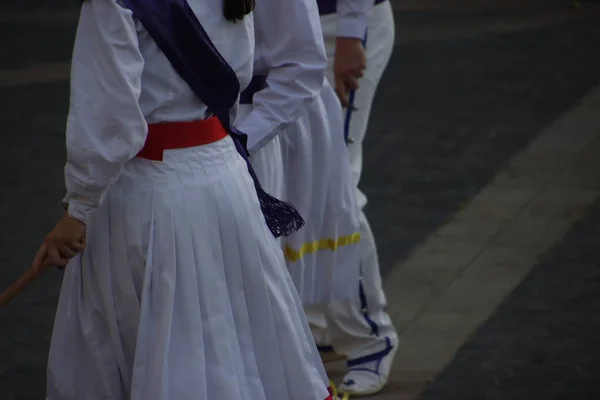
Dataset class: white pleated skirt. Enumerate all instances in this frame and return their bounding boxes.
[46,136,330,400]
[280,82,362,306]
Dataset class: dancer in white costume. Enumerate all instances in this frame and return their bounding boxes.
[32,0,334,399]
[235,0,349,389]
[235,0,327,200]
[238,3,362,305]
[306,0,399,396]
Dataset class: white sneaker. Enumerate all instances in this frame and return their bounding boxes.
[337,336,398,396]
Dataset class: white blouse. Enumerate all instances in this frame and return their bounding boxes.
[63,0,255,223]
[237,0,327,153]
[336,0,376,39]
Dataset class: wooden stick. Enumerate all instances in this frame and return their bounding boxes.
[0,268,39,306]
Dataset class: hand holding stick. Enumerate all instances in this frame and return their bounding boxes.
[0,211,86,306]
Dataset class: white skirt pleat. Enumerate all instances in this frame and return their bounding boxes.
[280,82,362,306]
[46,136,329,400]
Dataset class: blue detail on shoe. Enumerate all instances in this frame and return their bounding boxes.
[345,336,394,376]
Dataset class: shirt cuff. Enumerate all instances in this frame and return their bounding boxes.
[337,17,368,40]
[236,112,278,155]
[63,194,96,225]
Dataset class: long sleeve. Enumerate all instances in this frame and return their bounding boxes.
[63,0,147,224]
[235,0,327,153]
[336,0,375,39]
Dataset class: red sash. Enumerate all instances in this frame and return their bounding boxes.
[136,117,228,161]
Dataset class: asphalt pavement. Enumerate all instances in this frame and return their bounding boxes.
[1,1,600,399]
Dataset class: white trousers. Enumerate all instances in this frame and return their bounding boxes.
[306,0,397,359]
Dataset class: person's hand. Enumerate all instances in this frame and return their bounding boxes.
[32,212,86,275]
[333,37,366,108]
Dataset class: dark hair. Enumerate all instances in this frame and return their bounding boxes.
[223,0,255,22]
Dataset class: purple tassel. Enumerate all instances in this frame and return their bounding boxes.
[229,128,305,238]
[255,186,306,238]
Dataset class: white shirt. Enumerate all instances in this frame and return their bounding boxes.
[236,0,327,153]
[63,0,254,223]
[337,0,376,39]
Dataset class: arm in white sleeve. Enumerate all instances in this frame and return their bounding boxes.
[337,0,375,39]
[235,0,327,153]
[63,0,147,223]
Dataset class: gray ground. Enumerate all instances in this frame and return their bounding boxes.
[419,201,600,400]
[1,0,600,399]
